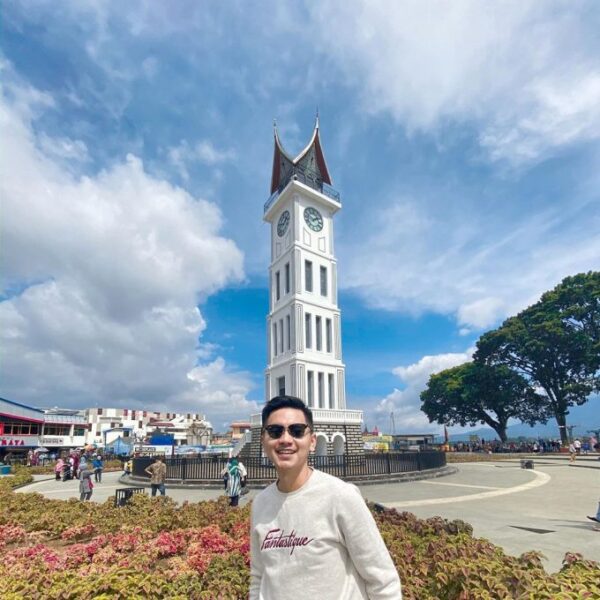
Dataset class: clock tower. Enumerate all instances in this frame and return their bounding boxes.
[249,118,364,459]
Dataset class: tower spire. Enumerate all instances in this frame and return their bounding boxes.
[269,117,332,194]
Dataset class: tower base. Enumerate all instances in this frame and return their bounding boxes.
[246,408,364,458]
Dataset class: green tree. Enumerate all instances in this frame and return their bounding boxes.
[475,272,600,445]
[420,362,546,442]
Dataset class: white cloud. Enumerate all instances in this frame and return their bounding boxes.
[342,194,600,330]
[37,133,90,164]
[373,350,474,433]
[311,1,600,165]
[0,73,255,422]
[167,139,236,181]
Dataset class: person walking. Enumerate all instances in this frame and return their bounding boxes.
[54,457,64,481]
[92,454,104,483]
[79,468,94,501]
[221,457,243,507]
[250,395,402,599]
[144,456,167,497]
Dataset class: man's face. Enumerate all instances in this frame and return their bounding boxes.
[262,407,316,473]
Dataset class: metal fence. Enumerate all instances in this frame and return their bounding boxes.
[133,451,446,482]
[114,486,146,507]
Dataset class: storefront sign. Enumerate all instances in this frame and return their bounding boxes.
[0,436,40,447]
[40,437,65,446]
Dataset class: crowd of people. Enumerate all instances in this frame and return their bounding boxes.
[449,436,598,454]
[49,449,104,501]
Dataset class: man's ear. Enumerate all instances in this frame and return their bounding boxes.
[309,432,317,452]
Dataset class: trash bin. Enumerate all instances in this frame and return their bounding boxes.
[0,465,11,475]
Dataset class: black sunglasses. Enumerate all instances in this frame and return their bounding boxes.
[263,423,311,439]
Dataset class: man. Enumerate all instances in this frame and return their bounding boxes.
[92,454,104,483]
[144,456,167,497]
[250,396,402,599]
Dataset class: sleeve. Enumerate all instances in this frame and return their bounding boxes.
[249,511,263,600]
[337,486,402,599]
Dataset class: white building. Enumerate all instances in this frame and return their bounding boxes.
[249,119,364,458]
[85,407,212,447]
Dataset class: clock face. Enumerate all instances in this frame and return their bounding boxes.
[277,210,290,237]
[303,207,323,232]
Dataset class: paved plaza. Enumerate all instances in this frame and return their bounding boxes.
[17,456,600,573]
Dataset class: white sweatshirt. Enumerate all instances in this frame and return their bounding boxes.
[250,469,402,599]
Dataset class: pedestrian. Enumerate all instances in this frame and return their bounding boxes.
[54,457,64,481]
[92,454,104,483]
[79,468,94,501]
[569,442,577,462]
[144,456,167,497]
[221,457,243,507]
[250,395,402,599]
[587,500,600,531]
[574,438,582,455]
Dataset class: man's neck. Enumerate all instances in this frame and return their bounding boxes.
[276,464,313,493]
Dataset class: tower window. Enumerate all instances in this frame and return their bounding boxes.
[279,318,284,353]
[320,266,327,296]
[277,376,286,396]
[305,313,312,349]
[328,374,334,408]
[305,260,313,292]
[316,316,322,351]
[273,322,278,357]
[286,315,291,351]
[326,318,332,353]
[276,271,281,301]
[285,263,290,294]
[307,371,314,407]
[318,372,324,408]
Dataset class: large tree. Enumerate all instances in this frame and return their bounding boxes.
[420,361,546,442]
[475,271,600,445]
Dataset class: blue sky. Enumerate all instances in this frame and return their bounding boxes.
[1,1,599,436]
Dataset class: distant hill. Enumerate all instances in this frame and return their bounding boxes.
[446,394,600,442]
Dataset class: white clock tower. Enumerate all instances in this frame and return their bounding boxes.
[249,118,363,459]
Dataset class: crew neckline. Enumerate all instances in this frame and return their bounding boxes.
[274,467,316,496]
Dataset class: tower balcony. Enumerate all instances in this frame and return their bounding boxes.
[264,165,341,214]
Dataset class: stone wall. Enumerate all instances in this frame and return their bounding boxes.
[246,422,363,458]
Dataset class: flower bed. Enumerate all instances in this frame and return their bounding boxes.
[0,484,597,599]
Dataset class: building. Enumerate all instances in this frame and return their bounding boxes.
[0,397,88,459]
[248,119,364,458]
[85,407,212,447]
[0,396,213,460]
[230,421,251,441]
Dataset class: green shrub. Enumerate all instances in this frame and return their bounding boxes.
[0,487,597,599]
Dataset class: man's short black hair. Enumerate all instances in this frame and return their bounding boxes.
[262,395,314,428]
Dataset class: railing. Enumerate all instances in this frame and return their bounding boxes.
[114,486,146,507]
[264,165,341,214]
[132,451,446,482]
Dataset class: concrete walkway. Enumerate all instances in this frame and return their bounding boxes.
[17,457,600,573]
